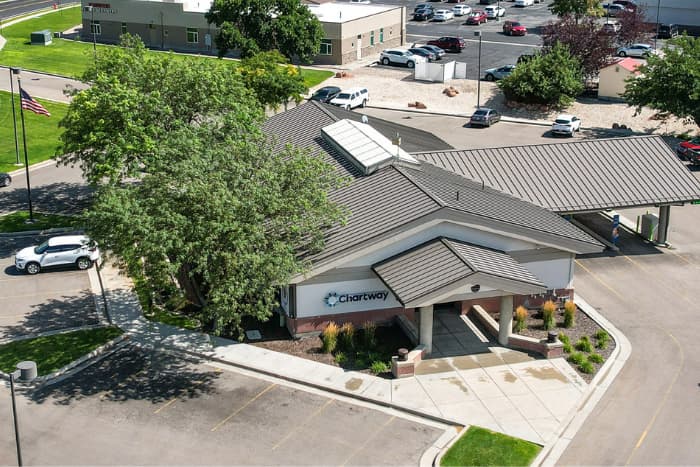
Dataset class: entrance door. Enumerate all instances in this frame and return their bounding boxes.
[356,35,362,60]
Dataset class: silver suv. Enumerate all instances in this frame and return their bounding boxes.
[14,235,100,275]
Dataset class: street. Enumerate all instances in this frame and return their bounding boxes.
[0,0,77,21]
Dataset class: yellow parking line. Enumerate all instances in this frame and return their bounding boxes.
[341,416,395,466]
[210,383,276,432]
[153,398,178,414]
[272,399,334,450]
[574,260,625,301]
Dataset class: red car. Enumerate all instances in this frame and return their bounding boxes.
[465,10,488,25]
[426,36,466,52]
[676,137,700,164]
[503,20,527,36]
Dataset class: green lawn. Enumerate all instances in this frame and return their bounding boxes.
[441,426,542,467]
[0,90,68,173]
[0,210,75,233]
[0,327,123,375]
[0,6,333,87]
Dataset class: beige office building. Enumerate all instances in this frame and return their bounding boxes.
[80,0,406,64]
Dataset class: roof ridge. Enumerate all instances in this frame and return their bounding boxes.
[440,237,476,272]
[410,133,662,155]
[392,164,447,208]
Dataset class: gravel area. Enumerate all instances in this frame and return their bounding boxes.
[312,63,696,137]
[488,306,616,383]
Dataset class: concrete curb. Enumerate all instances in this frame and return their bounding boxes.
[0,227,80,238]
[6,159,58,177]
[0,333,129,386]
[421,426,463,467]
[431,425,468,466]
[532,294,632,466]
[0,323,105,346]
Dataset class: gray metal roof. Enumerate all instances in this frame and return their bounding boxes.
[373,238,545,306]
[399,162,602,250]
[264,103,604,274]
[415,136,700,213]
[318,103,454,154]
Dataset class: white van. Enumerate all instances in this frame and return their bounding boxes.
[329,87,369,110]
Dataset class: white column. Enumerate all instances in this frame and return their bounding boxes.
[419,305,434,354]
[498,295,513,346]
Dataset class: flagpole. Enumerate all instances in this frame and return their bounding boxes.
[9,67,21,166]
[16,72,35,223]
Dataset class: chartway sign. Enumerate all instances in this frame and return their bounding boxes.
[324,291,389,307]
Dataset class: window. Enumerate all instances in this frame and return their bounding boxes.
[320,39,332,55]
[121,22,127,34]
[379,28,384,43]
[370,30,375,46]
[90,20,101,35]
[186,28,199,43]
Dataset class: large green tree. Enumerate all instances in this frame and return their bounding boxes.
[549,0,602,21]
[623,36,700,127]
[238,51,307,109]
[59,35,347,336]
[499,43,584,107]
[206,0,324,63]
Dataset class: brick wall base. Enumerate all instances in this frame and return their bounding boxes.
[287,307,415,336]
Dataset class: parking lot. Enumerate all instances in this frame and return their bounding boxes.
[0,235,101,339]
[0,344,448,465]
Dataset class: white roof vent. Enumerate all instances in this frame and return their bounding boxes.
[321,119,418,175]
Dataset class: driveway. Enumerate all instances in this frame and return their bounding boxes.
[0,344,447,465]
[0,235,100,339]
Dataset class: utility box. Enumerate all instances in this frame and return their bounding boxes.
[640,213,659,241]
[30,29,52,45]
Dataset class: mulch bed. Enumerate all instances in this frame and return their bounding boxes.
[488,306,616,383]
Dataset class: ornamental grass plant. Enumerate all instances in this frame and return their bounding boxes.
[542,300,557,330]
[322,322,339,353]
[564,300,577,328]
[514,306,528,333]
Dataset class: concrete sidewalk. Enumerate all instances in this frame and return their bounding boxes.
[89,261,629,464]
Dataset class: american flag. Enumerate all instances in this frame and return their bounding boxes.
[20,89,51,117]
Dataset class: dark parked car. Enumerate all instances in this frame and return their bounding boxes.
[469,108,501,127]
[310,86,342,103]
[657,23,679,38]
[408,47,436,61]
[427,36,466,52]
[416,44,446,60]
[0,172,11,187]
[413,7,435,20]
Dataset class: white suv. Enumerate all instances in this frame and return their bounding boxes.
[329,87,369,110]
[379,49,426,69]
[15,235,100,275]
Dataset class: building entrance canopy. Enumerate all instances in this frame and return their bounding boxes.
[372,237,546,309]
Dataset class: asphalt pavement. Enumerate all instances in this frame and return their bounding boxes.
[0,0,77,21]
[0,344,448,465]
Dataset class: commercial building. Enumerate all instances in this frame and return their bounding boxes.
[267,102,700,356]
[80,0,405,64]
[636,0,700,35]
[597,57,641,100]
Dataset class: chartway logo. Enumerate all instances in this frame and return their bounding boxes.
[324,291,389,307]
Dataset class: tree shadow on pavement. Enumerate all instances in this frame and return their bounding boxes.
[0,181,93,215]
[1,290,102,339]
[30,344,220,406]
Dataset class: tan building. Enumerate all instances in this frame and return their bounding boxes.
[80,0,405,64]
[598,57,641,101]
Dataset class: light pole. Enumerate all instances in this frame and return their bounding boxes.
[9,67,21,166]
[474,31,482,110]
[9,361,37,466]
[86,5,96,60]
[654,0,661,50]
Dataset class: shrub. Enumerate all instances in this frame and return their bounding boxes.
[334,351,347,365]
[563,343,573,353]
[563,301,576,328]
[575,336,593,353]
[568,352,585,365]
[339,322,355,350]
[514,306,528,333]
[579,360,594,374]
[370,360,390,375]
[595,330,610,349]
[321,322,339,353]
[542,300,556,330]
[558,332,570,344]
[588,353,604,364]
[362,321,377,349]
